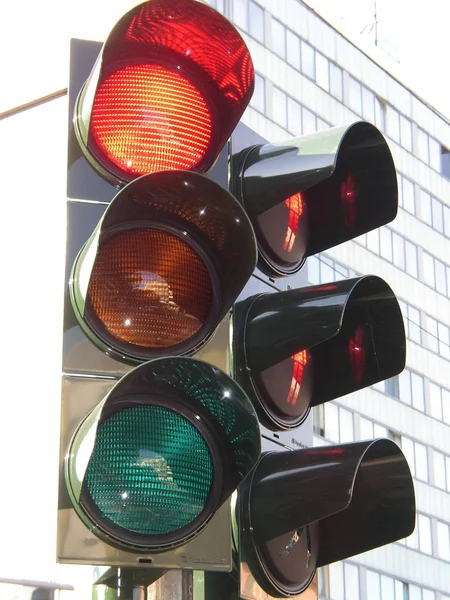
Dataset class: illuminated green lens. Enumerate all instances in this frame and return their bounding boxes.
[84,405,214,535]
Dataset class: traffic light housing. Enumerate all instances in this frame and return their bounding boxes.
[59,0,259,573]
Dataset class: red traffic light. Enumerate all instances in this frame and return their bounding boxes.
[74,0,254,184]
[234,276,405,430]
[231,121,397,277]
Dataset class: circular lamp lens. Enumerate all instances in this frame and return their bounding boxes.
[254,193,308,276]
[89,64,213,180]
[86,227,215,359]
[254,350,313,429]
[82,404,214,542]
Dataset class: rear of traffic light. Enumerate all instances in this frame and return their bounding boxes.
[74,0,254,185]
[230,122,415,598]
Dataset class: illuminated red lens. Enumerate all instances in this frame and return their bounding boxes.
[286,350,309,406]
[86,228,213,354]
[90,64,213,178]
[283,193,304,253]
[349,325,365,383]
[256,349,313,428]
[340,172,357,228]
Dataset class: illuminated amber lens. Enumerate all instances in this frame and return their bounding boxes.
[90,64,213,178]
[87,228,213,351]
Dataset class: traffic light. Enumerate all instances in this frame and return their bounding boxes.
[229,123,416,598]
[59,0,260,574]
[231,121,397,277]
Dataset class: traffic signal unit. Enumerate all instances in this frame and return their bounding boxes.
[58,1,416,599]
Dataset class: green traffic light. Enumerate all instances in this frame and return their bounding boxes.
[84,405,214,535]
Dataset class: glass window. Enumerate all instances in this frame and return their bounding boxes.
[399,370,412,405]
[386,106,400,142]
[400,115,412,151]
[442,146,450,179]
[308,255,320,284]
[429,383,443,420]
[249,1,264,43]
[419,188,432,225]
[402,177,415,214]
[436,521,450,561]
[329,62,343,101]
[438,322,450,359]
[367,229,380,254]
[404,240,418,278]
[435,259,447,295]
[422,251,435,288]
[362,87,375,122]
[348,77,362,114]
[315,52,329,91]
[433,450,446,489]
[417,128,429,162]
[406,518,420,549]
[428,137,441,171]
[402,437,415,475]
[324,402,339,442]
[271,18,285,58]
[302,107,316,134]
[374,97,385,130]
[380,227,393,261]
[287,97,302,135]
[408,305,421,344]
[272,87,287,129]
[418,514,432,554]
[250,73,265,113]
[415,441,428,481]
[411,372,425,412]
[443,204,450,237]
[344,564,359,599]
[381,575,395,600]
[409,586,422,600]
[233,0,247,30]
[395,581,408,600]
[286,29,300,70]
[422,590,435,600]
[366,571,381,600]
[432,197,444,233]
[360,417,374,440]
[329,562,344,600]
[443,388,450,425]
[392,232,405,270]
[301,40,315,79]
[425,315,439,353]
[339,407,354,443]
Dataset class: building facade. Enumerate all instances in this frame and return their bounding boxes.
[203,0,450,598]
